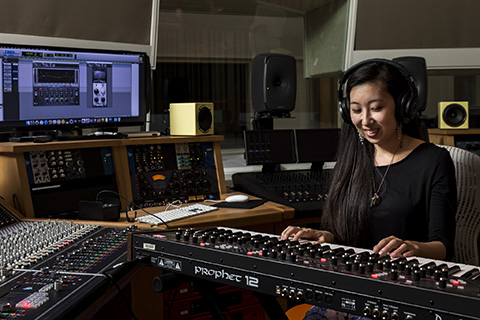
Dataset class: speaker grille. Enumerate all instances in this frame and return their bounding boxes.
[198,105,213,133]
[443,103,467,127]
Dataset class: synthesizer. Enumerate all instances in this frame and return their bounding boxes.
[232,169,332,217]
[0,201,138,320]
[129,227,480,320]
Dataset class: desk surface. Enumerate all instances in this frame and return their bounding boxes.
[24,195,297,234]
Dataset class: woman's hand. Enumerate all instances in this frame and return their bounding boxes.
[280,225,334,244]
[372,236,420,258]
[373,236,447,259]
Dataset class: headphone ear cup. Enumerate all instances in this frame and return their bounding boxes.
[398,90,417,123]
[339,98,351,124]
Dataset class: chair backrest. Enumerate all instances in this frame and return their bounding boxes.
[439,145,480,266]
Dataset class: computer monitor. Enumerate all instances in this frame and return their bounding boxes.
[244,128,340,171]
[295,128,340,163]
[244,129,297,165]
[0,42,150,134]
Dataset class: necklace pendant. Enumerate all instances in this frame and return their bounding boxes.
[370,193,381,208]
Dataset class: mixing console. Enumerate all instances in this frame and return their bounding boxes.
[0,202,137,319]
[232,169,332,217]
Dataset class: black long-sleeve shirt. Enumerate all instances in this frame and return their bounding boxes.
[366,143,457,260]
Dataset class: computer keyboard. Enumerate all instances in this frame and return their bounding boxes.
[136,203,219,226]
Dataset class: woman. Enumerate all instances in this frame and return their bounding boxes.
[281,59,457,319]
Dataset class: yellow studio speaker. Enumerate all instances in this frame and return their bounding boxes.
[170,102,214,136]
[438,101,469,129]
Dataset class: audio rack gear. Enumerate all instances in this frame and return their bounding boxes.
[128,142,220,207]
[24,147,117,218]
[232,169,333,217]
[130,227,480,320]
[0,201,138,319]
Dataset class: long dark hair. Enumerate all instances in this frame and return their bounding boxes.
[322,60,420,247]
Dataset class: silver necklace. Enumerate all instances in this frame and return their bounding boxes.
[370,137,403,208]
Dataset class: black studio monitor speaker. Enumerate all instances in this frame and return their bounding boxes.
[438,101,469,129]
[170,102,214,135]
[393,56,428,115]
[251,53,296,115]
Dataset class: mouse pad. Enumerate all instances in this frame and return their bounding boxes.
[212,199,267,209]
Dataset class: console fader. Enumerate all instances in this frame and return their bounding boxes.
[0,201,137,320]
[128,142,220,207]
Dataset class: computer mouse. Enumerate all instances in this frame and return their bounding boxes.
[225,195,250,203]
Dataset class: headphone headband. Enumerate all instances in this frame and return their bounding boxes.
[338,58,418,124]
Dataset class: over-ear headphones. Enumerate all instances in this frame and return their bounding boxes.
[338,58,419,125]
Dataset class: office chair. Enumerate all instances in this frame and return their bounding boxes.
[440,145,480,266]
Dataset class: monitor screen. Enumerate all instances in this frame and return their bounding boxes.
[295,128,340,163]
[244,129,340,166]
[244,130,297,165]
[0,43,150,132]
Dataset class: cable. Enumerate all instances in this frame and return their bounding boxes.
[102,258,148,320]
[95,189,194,229]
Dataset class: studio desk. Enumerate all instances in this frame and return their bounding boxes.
[12,197,295,320]
[0,135,302,319]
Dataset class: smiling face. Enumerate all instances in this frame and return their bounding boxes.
[349,82,399,150]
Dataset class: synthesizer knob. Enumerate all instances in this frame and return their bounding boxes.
[363,306,372,317]
[390,269,398,280]
[209,235,216,243]
[413,269,421,282]
[331,256,338,266]
[286,245,294,254]
[296,290,304,301]
[294,245,304,256]
[353,260,360,271]
[397,260,406,272]
[426,263,436,276]
[404,265,412,275]
[377,260,384,271]
[345,261,353,271]
[381,310,391,320]
[288,289,296,300]
[358,264,366,274]
[191,233,199,243]
[441,267,450,278]
[366,262,374,273]
[391,312,400,320]
[438,277,447,289]
[175,230,182,240]
[384,259,392,269]
[288,253,296,262]
[372,309,381,319]
[420,267,427,278]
